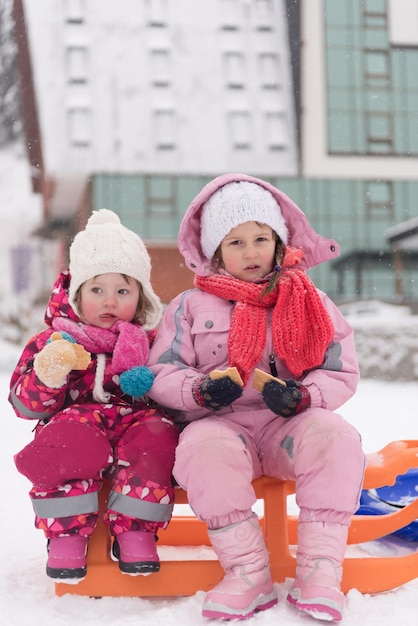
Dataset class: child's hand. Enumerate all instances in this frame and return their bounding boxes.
[34,334,91,389]
[192,375,243,411]
[262,379,311,417]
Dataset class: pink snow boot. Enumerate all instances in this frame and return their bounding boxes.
[287,521,348,622]
[202,513,278,620]
[111,530,160,575]
[46,535,88,582]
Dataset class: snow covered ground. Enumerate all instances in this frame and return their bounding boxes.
[1,342,418,625]
[1,141,417,623]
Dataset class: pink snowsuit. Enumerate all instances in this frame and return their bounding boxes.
[147,173,365,533]
[9,271,178,539]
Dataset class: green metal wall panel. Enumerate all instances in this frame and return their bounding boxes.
[324,0,418,156]
[91,173,418,303]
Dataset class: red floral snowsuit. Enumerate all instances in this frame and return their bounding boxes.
[9,272,178,539]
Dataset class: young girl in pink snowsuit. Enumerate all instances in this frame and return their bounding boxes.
[147,174,365,622]
[9,209,178,582]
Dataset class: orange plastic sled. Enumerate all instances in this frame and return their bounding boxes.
[55,439,418,598]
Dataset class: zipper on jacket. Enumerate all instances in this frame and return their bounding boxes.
[269,353,278,378]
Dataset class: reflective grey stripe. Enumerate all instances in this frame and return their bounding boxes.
[158,290,193,367]
[10,383,51,420]
[108,490,173,522]
[31,492,99,518]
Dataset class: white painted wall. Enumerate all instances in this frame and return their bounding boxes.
[23,0,298,177]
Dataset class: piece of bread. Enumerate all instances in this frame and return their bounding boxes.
[209,366,244,387]
[253,368,285,391]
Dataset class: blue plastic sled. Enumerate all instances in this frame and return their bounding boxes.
[357,467,418,542]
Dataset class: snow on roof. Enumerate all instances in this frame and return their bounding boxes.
[386,216,418,249]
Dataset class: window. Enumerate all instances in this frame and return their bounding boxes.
[365,181,394,218]
[254,0,274,31]
[365,50,390,88]
[65,0,85,23]
[363,0,387,29]
[220,0,240,30]
[145,0,168,27]
[366,112,393,153]
[224,52,245,89]
[229,111,251,150]
[154,109,176,150]
[68,108,91,147]
[259,52,281,89]
[264,111,287,151]
[150,49,171,86]
[66,47,88,83]
[145,177,176,216]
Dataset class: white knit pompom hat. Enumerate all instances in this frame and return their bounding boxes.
[69,209,163,329]
[200,181,289,260]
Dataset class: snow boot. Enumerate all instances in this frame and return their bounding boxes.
[202,513,278,620]
[111,530,160,575]
[46,535,88,582]
[287,521,348,622]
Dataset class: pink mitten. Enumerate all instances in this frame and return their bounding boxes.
[34,334,91,388]
[111,321,150,373]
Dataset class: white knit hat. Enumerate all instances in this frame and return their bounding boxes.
[69,209,163,329]
[200,181,288,260]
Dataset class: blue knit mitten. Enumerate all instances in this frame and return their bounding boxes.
[119,366,154,397]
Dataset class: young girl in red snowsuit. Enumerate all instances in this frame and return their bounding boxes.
[9,209,178,582]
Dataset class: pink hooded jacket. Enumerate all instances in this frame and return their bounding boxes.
[147,173,360,425]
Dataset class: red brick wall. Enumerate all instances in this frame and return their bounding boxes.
[148,246,195,304]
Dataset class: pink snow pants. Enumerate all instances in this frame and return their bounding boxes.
[15,403,178,538]
[173,406,365,530]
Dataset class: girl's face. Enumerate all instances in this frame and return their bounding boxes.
[219,221,277,282]
[79,273,141,328]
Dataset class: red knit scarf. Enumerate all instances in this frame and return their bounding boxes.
[195,247,334,384]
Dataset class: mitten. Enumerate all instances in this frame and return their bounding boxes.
[262,379,311,418]
[111,320,149,373]
[192,375,243,411]
[33,333,91,389]
[119,366,154,397]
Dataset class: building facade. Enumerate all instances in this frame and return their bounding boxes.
[14,0,418,304]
